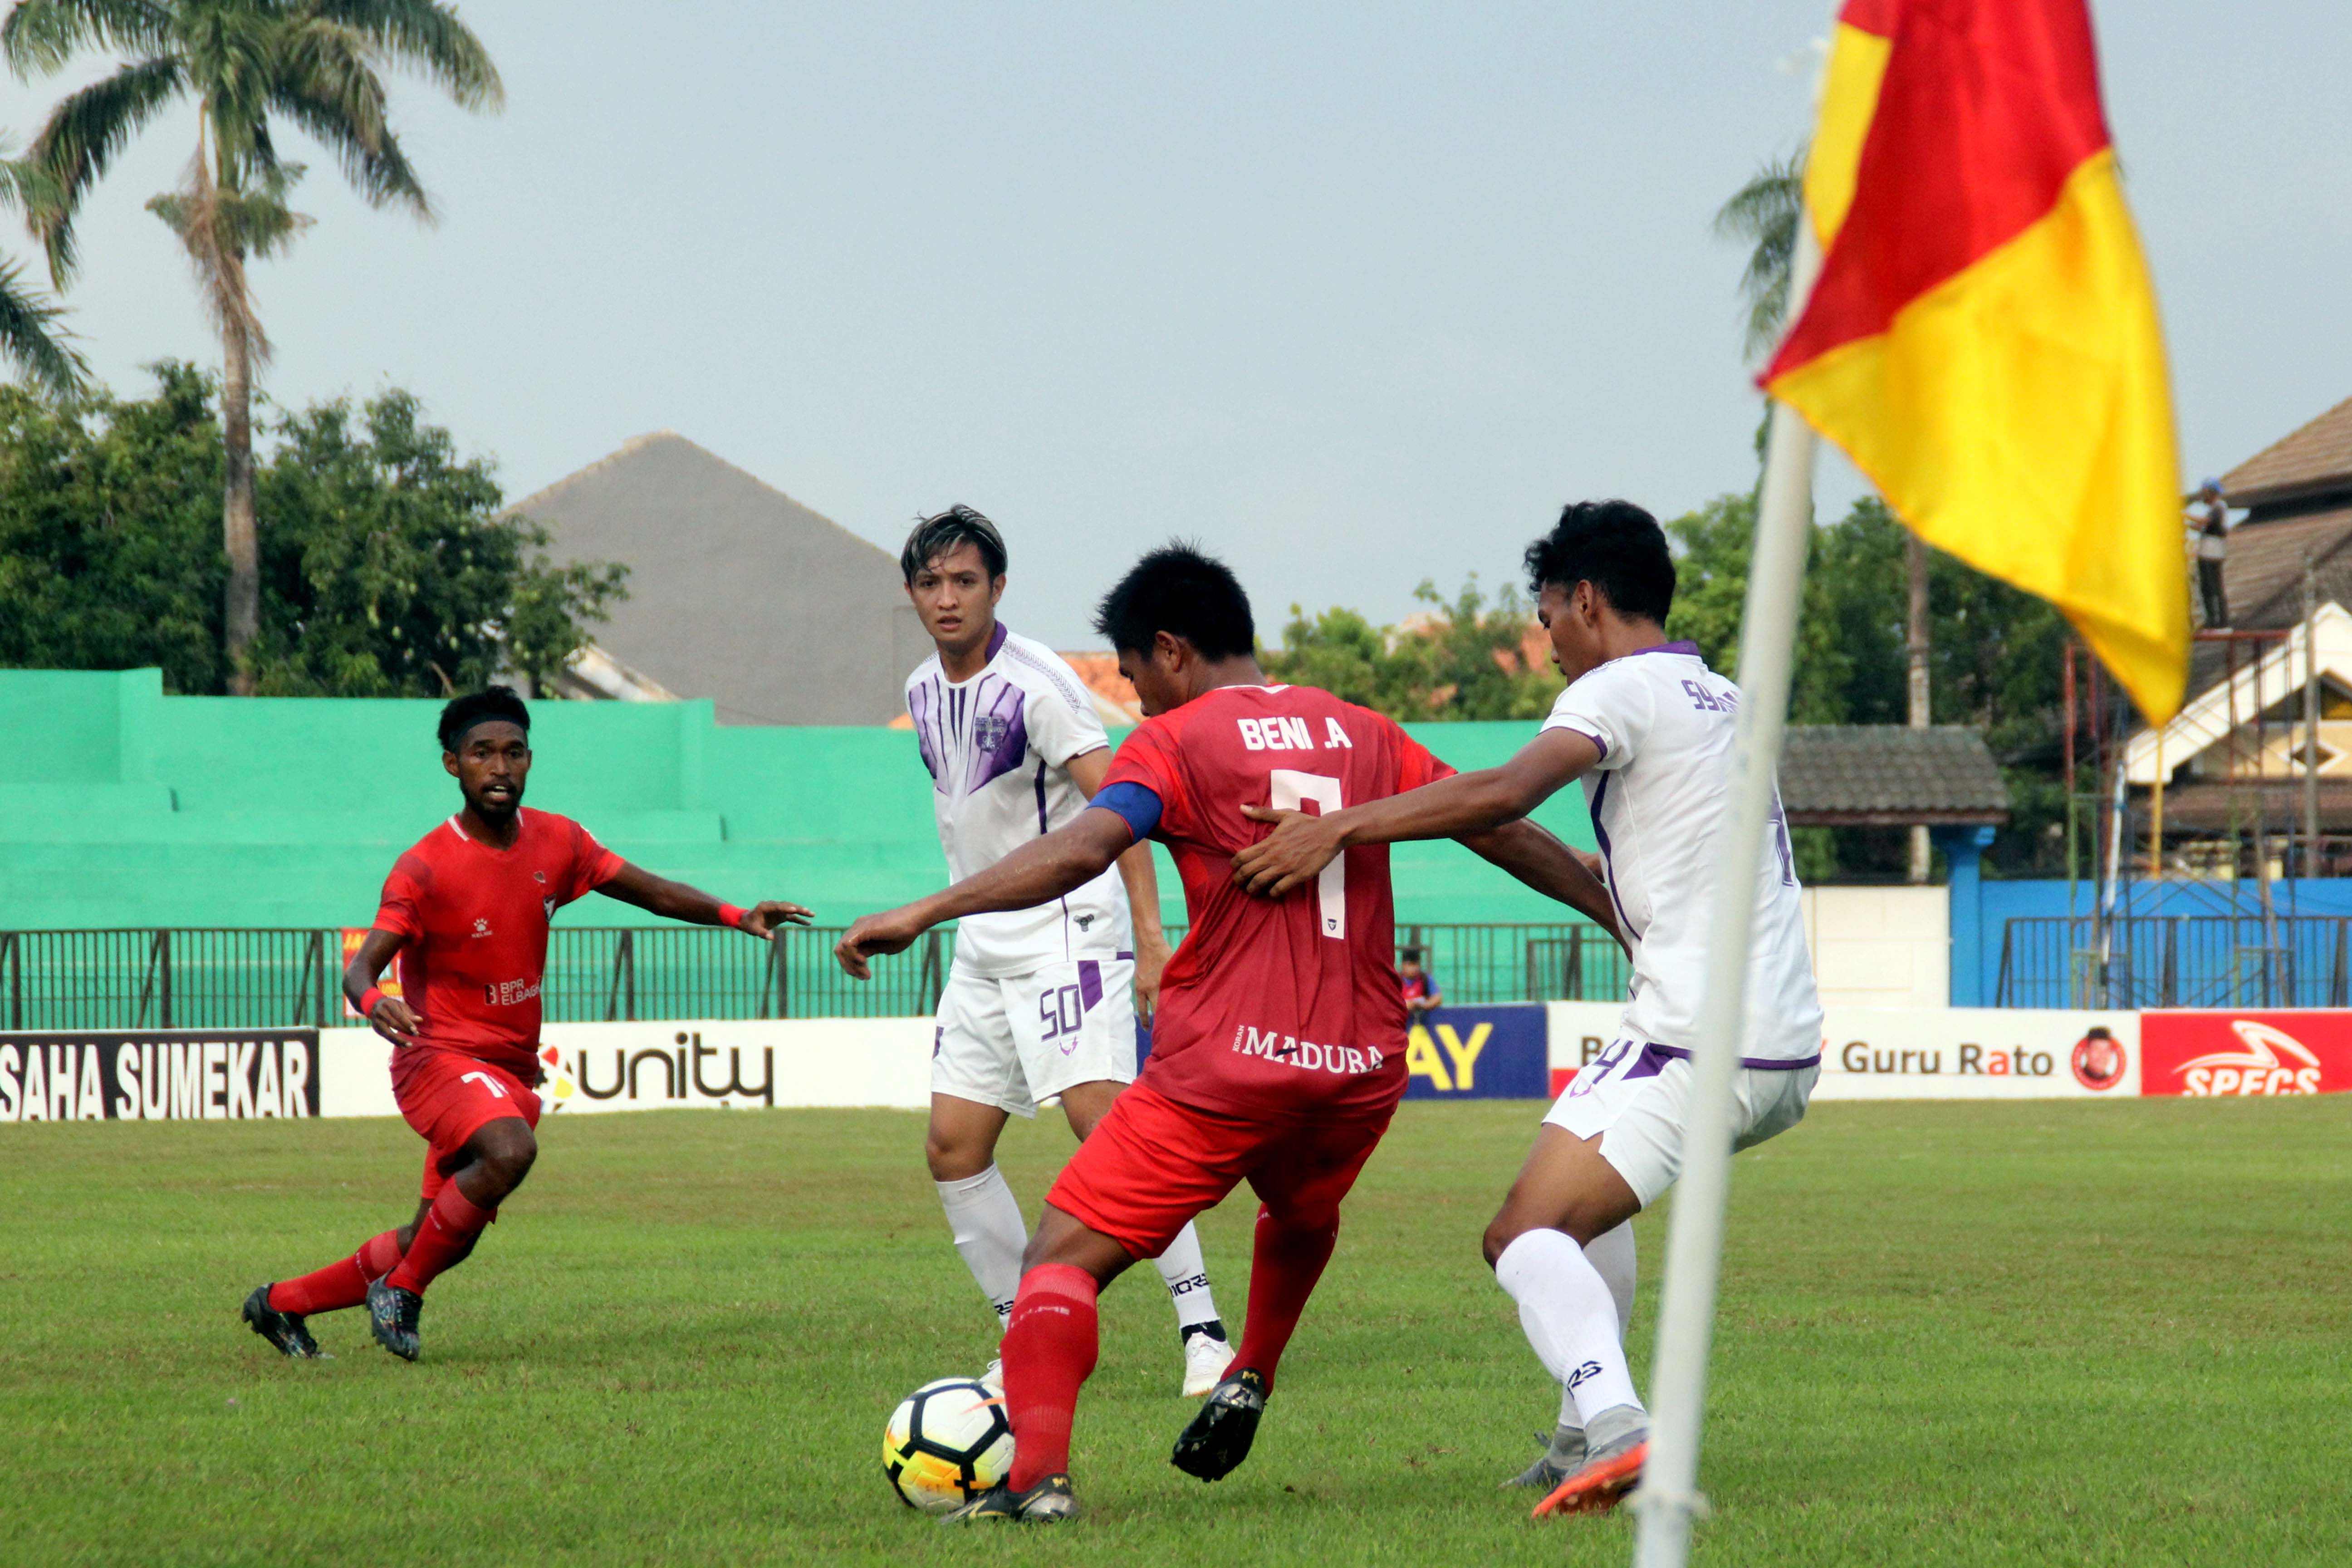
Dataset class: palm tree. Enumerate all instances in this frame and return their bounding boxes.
[1711,152,1803,367]
[4,0,502,692]
[0,151,85,396]
[1717,149,1935,880]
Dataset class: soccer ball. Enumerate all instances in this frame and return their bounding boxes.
[882,1377,1014,1513]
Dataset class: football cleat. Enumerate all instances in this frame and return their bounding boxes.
[1530,1439,1648,1518]
[365,1275,423,1362]
[1503,1425,1585,1490]
[1181,1325,1237,1398]
[938,1473,1080,1525]
[980,1357,1005,1396]
[1171,1367,1267,1481]
[241,1285,325,1359]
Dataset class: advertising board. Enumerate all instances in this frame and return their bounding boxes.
[2139,1010,2352,1097]
[0,1031,319,1121]
[1399,1005,1550,1099]
[1544,1002,2138,1100]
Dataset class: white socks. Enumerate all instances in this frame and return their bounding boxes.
[935,1165,1028,1324]
[1152,1221,1223,1332]
[1556,1221,1637,1427]
[937,1166,1221,1335]
[1496,1227,1645,1426]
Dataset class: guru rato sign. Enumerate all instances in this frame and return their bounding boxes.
[0,1031,319,1122]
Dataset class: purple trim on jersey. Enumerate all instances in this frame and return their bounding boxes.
[1588,772,1642,942]
[1078,959,1103,1011]
[1115,950,1134,960]
[1645,1043,1822,1071]
[986,621,1010,660]
[908,677,947,787]
[1558,725,1608,761]
[966,677,1030,793]
[1088,782,1163,843]
[1625,640,1701,659]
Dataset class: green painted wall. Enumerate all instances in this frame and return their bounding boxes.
[0,669,1599,930]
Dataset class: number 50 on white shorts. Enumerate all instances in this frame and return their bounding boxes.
[931,959,1141,1118]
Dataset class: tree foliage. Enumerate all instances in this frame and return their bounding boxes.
[0,363,623,696]
[1264,578,1558,722]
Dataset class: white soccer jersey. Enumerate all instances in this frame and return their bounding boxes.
[905,625,1132,977]
[1543,641,1823,1063]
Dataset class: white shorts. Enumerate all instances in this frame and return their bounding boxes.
[930,959,1140,1118]
[1544,1036,1818,1210]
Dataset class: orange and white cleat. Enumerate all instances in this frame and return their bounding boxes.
[1530,1438,1647,1518]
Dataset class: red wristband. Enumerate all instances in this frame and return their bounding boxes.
[358,986,387,1018]
[717,903,748,931]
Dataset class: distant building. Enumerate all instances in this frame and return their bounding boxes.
[510,432,931,725]
[2125,393,2352,849]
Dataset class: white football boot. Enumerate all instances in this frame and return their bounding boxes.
[1181,1328,1237,1397]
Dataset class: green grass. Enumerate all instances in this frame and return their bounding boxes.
[5,1097,2349,1566]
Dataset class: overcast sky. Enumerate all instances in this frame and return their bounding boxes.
[5,1,2346,648]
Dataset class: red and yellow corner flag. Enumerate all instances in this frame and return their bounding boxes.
[1764,0,2189,720]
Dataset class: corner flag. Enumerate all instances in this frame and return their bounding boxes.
[1764,0,2189,721]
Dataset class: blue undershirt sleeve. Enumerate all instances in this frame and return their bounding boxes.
[1087,781,1163,844]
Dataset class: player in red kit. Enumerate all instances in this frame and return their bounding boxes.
[241,686,809,1363]
[836,547,1614,1522]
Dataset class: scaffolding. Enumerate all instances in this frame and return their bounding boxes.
[2072,596,2320,1007]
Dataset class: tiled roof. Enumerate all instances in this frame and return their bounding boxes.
[2222,394,2352,511]
[1779,725,2010,826]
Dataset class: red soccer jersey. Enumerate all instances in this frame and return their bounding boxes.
[1100,684,1454,1120]
[369,808,623,1075]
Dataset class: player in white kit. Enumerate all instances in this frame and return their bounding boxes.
[1231,500,1823,1515]
[899,506,1235,1397]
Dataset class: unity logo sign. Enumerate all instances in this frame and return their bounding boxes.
[535,1027,776,1113]
[2140,1012,2350,1097]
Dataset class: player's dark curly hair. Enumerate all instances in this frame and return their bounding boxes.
[437,685,531,752]
[901,504,1008,583]
[1093,542,1256,661]
[1523,499,1676,624]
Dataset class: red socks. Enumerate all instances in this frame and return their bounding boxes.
[267,1230,403,1316]
[1002,1263,1101,1490]
[1231,1206,1340,1393]
[386,1184,495,1295]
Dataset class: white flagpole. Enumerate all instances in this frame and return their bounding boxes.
[1629,216,1823,1568]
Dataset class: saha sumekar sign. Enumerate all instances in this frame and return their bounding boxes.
[0,1031,318,1121]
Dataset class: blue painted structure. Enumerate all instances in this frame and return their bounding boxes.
[1953,874,2352,1006]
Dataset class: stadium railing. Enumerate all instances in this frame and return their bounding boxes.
[0,922,1627,1031]
[1994,914,2352,1009]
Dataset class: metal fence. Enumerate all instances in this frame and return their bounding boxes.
[1994,915,2352,1009]
[0,921,1624,1032]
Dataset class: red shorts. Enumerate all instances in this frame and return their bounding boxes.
[390,1048,540,1201]
[1048,1082,1394,1259]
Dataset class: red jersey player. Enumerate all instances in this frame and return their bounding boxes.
[836,546,1613,1523]
[241,686,809,1363]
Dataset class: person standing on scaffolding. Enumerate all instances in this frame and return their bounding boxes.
[2195,480,2230,628]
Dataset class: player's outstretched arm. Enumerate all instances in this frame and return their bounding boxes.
[1231,729,1602,900]
[1066,746,1173,1020]
[1455,818,1626,952]
[834,808,1135,980]
[343,927,423,1047]
[597,862,813,938]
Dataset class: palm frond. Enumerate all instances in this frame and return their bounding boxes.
[1,0,172,79]
[1712,151,1806,363]
[0,249,88,397]
[147,145,278,363]
[307,0,503,112]
[273,19,431,216]
[21,51,186,283]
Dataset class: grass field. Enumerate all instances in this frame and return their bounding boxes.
[5,1096,2350,1566]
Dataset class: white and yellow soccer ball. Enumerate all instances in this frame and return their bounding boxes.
[882,1377,1014,1513]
